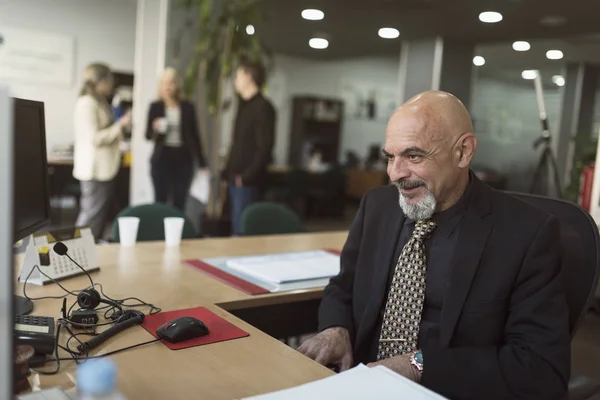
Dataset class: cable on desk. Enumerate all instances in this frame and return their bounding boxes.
[22,265,79,301]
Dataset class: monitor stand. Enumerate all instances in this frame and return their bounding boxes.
[15,295,33,315]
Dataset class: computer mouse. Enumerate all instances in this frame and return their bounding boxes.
[156,316,209,343]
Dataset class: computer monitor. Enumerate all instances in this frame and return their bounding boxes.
[12,98,51,315]
[0,85,14,397]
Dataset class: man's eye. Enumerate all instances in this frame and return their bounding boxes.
[407,154,422,161]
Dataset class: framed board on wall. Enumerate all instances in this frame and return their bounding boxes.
[0,26,75,87]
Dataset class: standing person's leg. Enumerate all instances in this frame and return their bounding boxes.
[151,151,172,204]
[172,150,194,211]
[228,184,259,236]
[75,179,115,241]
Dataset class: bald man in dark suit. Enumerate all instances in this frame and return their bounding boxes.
[299,91,570,400]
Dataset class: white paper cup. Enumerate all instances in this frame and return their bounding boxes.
[164,217,185,247]
[156,118,168,133]
[118,217,140,247]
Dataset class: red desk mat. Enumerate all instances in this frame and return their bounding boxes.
[141,307,249,350]
[184,249,342,296]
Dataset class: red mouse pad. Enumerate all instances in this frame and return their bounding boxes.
[141,307,250,350]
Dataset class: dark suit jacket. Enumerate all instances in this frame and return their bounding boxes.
[318,176,570,400]
[222,93,276,186]
[145,100,206,167]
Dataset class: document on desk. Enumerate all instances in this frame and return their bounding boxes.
[225,250,340,284]
[243,364,448,399]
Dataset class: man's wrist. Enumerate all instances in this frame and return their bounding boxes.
[410,350,423,380]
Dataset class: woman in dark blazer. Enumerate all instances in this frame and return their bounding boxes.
[145,67,207,211]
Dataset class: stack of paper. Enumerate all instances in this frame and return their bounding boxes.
[243,364,448,399]
[225,250,340,284]
[247,364,447,400]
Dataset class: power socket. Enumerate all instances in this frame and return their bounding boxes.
[70,309,98,326]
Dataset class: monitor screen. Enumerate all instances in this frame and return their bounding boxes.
[13,98,50,241]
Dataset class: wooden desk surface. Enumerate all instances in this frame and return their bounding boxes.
[18,231,348,399]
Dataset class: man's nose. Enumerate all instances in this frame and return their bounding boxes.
[387,158,411,182]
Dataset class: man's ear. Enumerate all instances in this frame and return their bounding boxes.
[457,134,477,168]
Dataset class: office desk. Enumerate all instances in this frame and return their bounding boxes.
[17,231,348,399]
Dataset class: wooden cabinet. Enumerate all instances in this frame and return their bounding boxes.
[288,96,343,167]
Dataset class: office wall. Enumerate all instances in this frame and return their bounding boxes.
[471,79,563,192]
[0,0,138,153]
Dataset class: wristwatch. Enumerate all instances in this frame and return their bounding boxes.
[410,350,424,373]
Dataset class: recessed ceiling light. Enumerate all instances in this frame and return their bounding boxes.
[521,70,538,80]
[309,37,329,50]
[301,9,324,21]
[246,25,255,35]
[512,41,531,51]
[552,75,565,87]
[479,11,503,23]
[378,27,400,39]
[473,56,485,66]
[546,50,563,60]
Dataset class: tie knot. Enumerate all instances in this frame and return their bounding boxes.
[414,219,436,240]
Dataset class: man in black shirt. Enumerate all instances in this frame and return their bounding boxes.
[298,91,570,400]
[222,60,276,235]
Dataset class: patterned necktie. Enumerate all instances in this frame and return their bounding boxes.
[377,219,437,360]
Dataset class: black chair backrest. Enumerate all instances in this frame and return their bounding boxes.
[506,192,600,338]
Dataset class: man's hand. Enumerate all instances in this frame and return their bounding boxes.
[367,353,421,382]
[297,327,353,371]
[235,175,243,188]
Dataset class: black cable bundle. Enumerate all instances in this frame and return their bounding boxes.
[76,310,145,353]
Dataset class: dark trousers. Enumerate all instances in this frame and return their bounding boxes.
[75,178,116,241]
[151,147,194,211]
[228,183,259,235]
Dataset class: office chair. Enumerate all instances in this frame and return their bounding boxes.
[112,203,197,242]
[507,192,600,400]
[240,202,305,236]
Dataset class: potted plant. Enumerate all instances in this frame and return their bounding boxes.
[173,0,272,235]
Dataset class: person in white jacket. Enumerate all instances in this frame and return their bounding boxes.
[73,63,131,240]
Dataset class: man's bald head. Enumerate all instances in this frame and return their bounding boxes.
[384,90,477,217]
[389,91,474,145]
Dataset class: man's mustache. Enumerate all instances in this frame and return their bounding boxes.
[393,180,427,190]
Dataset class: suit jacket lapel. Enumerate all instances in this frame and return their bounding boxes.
[355,199,404,350]
[439,178,492,346]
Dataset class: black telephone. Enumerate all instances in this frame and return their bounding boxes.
[14,315,56,355]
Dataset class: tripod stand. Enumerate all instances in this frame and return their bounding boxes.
[528,72,563,199]
[529,132,563,198]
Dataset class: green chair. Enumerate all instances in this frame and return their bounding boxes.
[240,202,305,236]
[112,203,197,242]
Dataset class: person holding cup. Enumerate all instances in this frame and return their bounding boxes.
[73,63,132,241]
[145,67,207,211]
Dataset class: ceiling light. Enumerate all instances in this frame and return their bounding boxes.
[309,37,328,50]
[301,9,324,20]
[378,27,400,39]
[512,41,531,51]
[473,56,485,66]
[546,50,563,60]
[552,75,565,87]
[521,70,538,80]
[245,25,255,35]
[479,11,503,23]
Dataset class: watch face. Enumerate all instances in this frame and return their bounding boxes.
[415,351,423,365]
